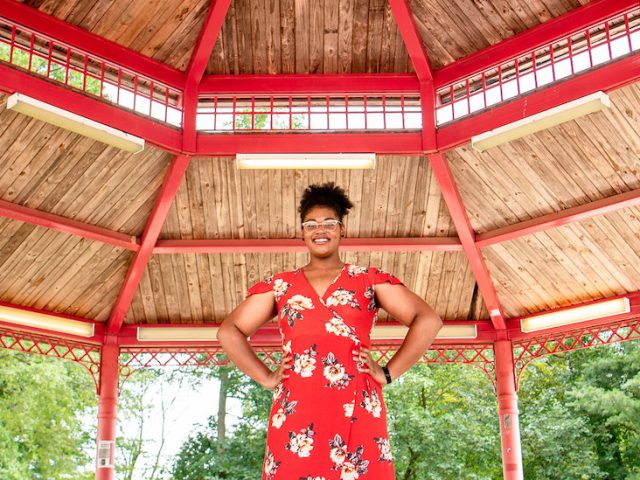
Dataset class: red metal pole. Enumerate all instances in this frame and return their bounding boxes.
[95,338,119,480]
[494,339,524,480]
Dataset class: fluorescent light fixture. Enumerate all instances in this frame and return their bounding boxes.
[521,297,630,333]
[137,326,219,342]
[471,91,611,151]
[7,93,145,153]
[371,324,477,340]
[0,305,95,337]
[236,153,376,170]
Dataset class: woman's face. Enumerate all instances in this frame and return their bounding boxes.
[301,206,345,259]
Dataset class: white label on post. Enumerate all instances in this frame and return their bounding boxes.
[97,440,115,468]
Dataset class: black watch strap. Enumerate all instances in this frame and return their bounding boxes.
[382,365,392,384]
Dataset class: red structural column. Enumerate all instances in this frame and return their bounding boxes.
[96,338,119,480]
[494,339,524,480]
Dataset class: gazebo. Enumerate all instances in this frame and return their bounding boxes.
[0,0,639,478]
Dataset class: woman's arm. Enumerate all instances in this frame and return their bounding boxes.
[217,292,292,389]
[354,283,442,384]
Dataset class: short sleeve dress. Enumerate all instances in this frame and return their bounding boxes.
[246,264,402,480]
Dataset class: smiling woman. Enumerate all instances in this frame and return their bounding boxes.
[217,182,443,480]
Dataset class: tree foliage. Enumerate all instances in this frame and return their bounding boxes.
[169,342,640,480]
[0,349,96,480]
[171,366,271,480]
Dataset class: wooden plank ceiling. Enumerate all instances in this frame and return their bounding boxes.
[18,0,592,74]
[3,0,640,331]
[448,82,640,318]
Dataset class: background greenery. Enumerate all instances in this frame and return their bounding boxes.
[0,341,638,479]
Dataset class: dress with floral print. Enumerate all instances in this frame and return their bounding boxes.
[247,265,401,480]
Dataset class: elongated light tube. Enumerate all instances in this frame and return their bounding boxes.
[471,91,610,151]
[236,153,376,170]
[137,326,219,342]
[520,297,630,333]
[371,324,477,340]
[0,305,95,337]
[7,93,145,153]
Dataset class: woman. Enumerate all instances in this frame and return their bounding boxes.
[217,183,443,480]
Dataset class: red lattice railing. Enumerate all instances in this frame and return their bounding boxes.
[0,327,101,389]
[0,18,183,126]
[435,7,640,125]
[119,344,496,386]
[513,317,640,389]
[196,95,423,133]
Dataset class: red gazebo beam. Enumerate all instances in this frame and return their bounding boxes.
[0,199,139,251]
[387,0,433,82]
[477,189,640,248]
[106,155,191,334]
[153,237,463,254]
[429,152,507,330]
[185,0,232,86]
[182,0,232,151]
[3,187,637,254]
[0,0,185,90]
[434,0,638,88]
[436,53,640,151]
[200,74,420,95]
[196,132,424,155]
[0,64,183,154]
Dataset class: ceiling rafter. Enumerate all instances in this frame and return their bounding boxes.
[182,0,232,151]
[429,152,507,331]
[185,0,232,87]
[476,189,640,248]
[2,187,639,256]
[387,0,433,82]
[106,155,191,334]
[152,237,462,254]
[0,199,139,251]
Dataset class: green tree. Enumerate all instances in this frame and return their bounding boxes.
[567,342,640,478]
[0,349,96,480]
[519,354,605,479]
[386,363,501,480]
[171,366,271,480]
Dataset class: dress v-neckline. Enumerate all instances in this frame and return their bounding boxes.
[299,264,347,301]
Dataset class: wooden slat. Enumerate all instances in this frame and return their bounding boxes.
[484,206,640,317]
[0,112,172,236]
[0,220,131,321]
[127,250,478,323]
[447,83,640,235]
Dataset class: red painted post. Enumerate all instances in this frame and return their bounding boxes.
[494,339,524,480]
[95,338,119,480]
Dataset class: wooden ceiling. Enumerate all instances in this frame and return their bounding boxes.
[19,0,590,73]
[2,0,639,331]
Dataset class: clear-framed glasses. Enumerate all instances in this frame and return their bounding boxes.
[301,219,342,233]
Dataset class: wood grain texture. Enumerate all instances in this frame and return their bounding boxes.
[447,83,640,235]
[484,206,640,318]
[126,250,480,324]
[21,0,210,70]
[205,0,413,74]
[0,111,173,236]
[0,219,131,321]
[158,156,455,240]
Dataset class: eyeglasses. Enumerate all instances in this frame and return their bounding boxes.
[301,219,342,232]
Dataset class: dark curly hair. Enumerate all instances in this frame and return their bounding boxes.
[298,182,354,222]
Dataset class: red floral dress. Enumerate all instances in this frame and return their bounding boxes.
[247,264,401,480]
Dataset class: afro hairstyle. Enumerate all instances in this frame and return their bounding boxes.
[298,182,354,222]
